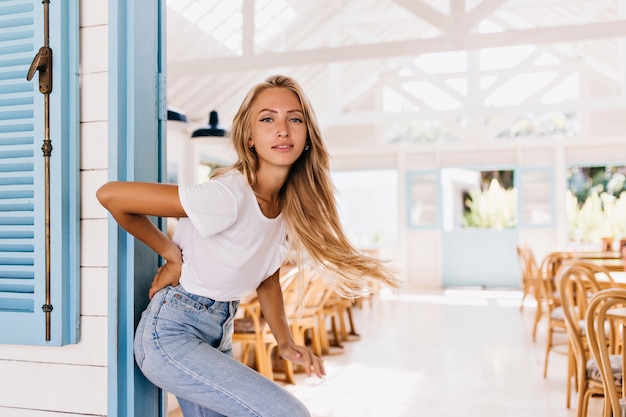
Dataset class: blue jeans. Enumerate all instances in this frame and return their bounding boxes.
[134,285,311,417]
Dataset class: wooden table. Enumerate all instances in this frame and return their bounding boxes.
[588,258,625,272]
[568,250,623,260]
[597,271,626,288]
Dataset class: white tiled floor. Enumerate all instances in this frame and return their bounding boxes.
[170,288,605,417]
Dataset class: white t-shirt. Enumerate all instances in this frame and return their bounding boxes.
[173,171,289,301]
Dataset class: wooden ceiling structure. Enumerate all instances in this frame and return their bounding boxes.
[165,0,626,145]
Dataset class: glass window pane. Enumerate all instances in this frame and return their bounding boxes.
[332,169,398,249]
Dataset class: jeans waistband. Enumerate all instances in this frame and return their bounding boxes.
[171,284,239,315]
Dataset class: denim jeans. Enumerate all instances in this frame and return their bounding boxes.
[134,285,311,417]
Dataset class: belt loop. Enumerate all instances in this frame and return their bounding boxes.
[230,300,239,316]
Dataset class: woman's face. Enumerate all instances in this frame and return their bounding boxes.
[248,87,308,171]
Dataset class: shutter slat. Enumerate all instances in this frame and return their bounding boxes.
[0,284,33,294]
[0,265,34,279]
[0,16,30,30]
[0,136,34,147]
[0,238,34,252]
[0,4,33,19]
[0,276,33,285]
[0,188,33,198]
[0,298,34,313]
[0,175,34,186]
[0,148,33,159]
[0,216,35,226]
[0,162,33,169]
[0,288,33,297]
[0,252,34,264]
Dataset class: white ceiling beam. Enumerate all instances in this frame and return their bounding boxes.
[504,0,583,7]
[328,9,413,27]
[388,83,433,110]
[480,48,545,99]
[449,0,467,38]
[169,20,626,76]
[403,66,468,104]
[390,61,581,80]
[393,0,449,33]
[318,97,626,126]
[523,72,572,105]
[340,72,381,110]
[466,0,508,29]
[241,0,255,56]
[581,54,620,86]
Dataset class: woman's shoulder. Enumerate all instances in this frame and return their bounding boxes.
[210,170,248,191]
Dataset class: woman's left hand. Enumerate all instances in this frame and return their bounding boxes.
[149,259,182,299]
[279,342,326,378]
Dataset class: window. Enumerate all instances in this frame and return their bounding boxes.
[0,0,80,345]
[567,164,626,244]
[442,168,516,231]
[332,169,398,249]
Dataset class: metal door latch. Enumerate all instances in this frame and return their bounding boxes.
[27,46,53,94]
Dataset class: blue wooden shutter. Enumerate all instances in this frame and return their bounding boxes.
[0,0,39,338]
[0,0,79,345]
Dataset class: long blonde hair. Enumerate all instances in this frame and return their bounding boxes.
[214,75,398,295]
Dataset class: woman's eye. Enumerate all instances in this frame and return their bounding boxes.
[259,117,272,122]
[290,117,303,123]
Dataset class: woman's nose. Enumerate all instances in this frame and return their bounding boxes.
[276,120,289,137]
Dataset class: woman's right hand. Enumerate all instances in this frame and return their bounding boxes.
[149,256,182,299]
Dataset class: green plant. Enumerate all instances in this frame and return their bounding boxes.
[462,178,517,229]
[567,189,626,242]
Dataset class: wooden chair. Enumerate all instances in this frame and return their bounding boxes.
[586,288,626,417]
[353,280,380,309]
[231,266,299,384]
[517,243,540,313]
[282,265,329,359]
[300,272,335,355]
[540,251,576,378]
[558,261,612,415]
[515,244,545,342]
[322,291,359,349]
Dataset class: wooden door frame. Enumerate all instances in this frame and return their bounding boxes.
[107,1,167,416]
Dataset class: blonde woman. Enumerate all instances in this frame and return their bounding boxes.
[97,75,397,417]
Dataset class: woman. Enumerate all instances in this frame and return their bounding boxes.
[97,75,397,417]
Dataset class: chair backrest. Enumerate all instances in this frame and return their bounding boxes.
[302,273,333,315]
[517,244,539,282]
[526,247,540,279]
[558,261,606,379]
[586,288,626,417]
[517,244,537,282]
[281,264,321,320]
[538,252,569,302]
[580,262,615,287]
[541,251,573,280]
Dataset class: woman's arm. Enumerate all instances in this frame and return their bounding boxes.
[97,181,187,297]
[256,270,326,378]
